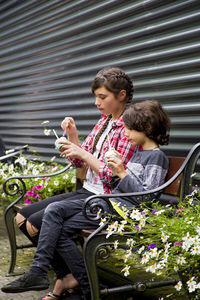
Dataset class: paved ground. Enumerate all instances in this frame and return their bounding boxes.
[0,214,82,300]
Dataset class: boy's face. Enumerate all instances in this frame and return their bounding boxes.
[124,126,146,146]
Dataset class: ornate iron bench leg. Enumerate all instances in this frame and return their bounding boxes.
[4,206,18,276]
[83,233,102,299]
[83,227,129,300]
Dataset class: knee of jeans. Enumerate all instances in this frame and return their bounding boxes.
[44,201,61,216]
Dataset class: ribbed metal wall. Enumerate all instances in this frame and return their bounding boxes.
[0,0,200,162]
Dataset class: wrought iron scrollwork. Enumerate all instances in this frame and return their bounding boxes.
[82,195,113,221]
[3,177,27,207]
[97,243,116,259]
[97,245,111,259]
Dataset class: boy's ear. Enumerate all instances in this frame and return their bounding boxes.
[118,89,127,101]
[146,123,152,135]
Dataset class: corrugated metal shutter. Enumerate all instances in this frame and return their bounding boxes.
[0,0,200,162]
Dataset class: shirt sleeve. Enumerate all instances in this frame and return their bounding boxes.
[114,151,168,199]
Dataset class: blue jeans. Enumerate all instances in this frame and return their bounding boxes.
[30,192,110,294]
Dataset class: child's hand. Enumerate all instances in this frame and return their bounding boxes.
[106,150,127,179]
[61,117,78,139]
[60,140,85,160]
[55,137,67,149]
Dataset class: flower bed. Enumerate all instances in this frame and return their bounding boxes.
[104,187,200,299]
[0,155,76,209]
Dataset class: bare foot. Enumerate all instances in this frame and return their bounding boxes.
[42,273,79,299]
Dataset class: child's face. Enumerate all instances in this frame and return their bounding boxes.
[94,86,124,115]
[124,126,146,146]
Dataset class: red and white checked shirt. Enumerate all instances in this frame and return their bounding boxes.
[69,114,135,194]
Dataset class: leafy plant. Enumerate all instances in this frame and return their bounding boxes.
[103,187,200,299]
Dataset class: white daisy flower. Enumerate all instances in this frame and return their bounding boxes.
[177,256,186,265]
[44,129,51,136]
[175,281,182,291]
[121,265,130,276]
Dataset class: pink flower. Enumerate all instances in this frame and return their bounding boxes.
[24,198,31,204]
[176,208,183,214]
[174,241,182,248]
[32,192,41,199]
[26,190,34,196]
[32,185,43,190]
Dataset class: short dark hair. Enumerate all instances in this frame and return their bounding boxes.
[122,100,170,145]
[91,67,134,104]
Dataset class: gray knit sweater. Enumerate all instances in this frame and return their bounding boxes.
[112,146,169,208]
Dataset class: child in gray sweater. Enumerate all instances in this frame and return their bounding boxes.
[107,100,170,208]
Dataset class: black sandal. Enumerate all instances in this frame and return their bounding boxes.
[39,291,62,300]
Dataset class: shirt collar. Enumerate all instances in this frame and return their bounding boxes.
[102,114,124,128]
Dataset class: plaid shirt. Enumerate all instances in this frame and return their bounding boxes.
[69,114,135,194]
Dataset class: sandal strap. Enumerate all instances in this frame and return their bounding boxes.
[47,291,61,299]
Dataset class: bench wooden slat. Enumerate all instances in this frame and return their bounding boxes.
[163,156,185,196]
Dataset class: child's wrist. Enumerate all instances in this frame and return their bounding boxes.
[118,171,128,179]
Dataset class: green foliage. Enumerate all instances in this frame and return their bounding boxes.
[0,155,76,207]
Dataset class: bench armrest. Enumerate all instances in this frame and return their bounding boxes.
[0,145,29,162]
[3,162,72,210]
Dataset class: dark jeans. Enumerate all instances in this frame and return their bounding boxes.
[20,188,94,229]
[19,188,94,278]
[29,195,111,295]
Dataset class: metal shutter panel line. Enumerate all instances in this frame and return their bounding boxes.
[1,2,199,69]
[1,24,200,77]
[1,0,198,58]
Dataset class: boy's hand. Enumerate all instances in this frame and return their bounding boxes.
[107,150,127,179]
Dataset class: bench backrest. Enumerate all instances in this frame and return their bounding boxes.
[76,156,186,197]
[163,156,185,196]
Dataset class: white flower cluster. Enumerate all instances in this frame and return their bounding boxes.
[104,189,200,297]
[104,206,147,277]
[138,229,200,293]
[105,206,147,239]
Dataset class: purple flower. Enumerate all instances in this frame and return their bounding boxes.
[134,225,139,230]
[148,244,156,250]
[169,200,175,204]
[152,210,156,214]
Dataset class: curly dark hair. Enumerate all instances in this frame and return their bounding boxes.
[91,67,134,105]
[122,100,170,145]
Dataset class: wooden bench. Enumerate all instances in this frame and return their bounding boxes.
[2,143,200,298]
